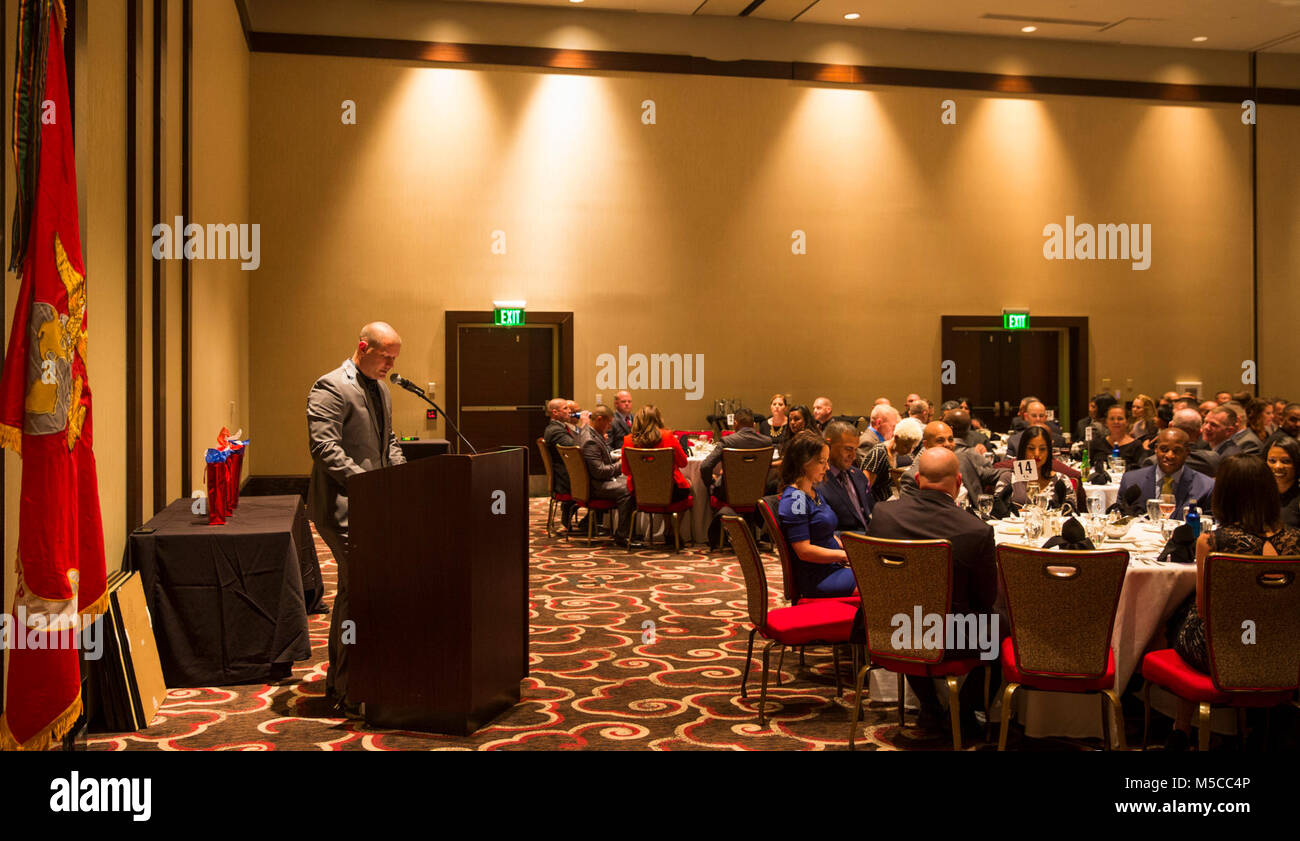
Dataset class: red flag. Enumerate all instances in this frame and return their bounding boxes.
[0,1,107,750]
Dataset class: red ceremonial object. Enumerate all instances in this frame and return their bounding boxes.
[205,451,229,526]
[0,4,109,750]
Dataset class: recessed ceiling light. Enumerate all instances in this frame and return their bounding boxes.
[1021,25,1037,33]
[1192,36,1208,42]
[844,13,860,20]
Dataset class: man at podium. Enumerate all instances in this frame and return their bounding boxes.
[307,322,407,718]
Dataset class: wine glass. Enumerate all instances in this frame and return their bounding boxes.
[1158,493,1176,521]
[1088,493,1105,519]
[978,494,994,520]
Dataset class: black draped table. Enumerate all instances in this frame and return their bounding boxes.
[127,495,324,687]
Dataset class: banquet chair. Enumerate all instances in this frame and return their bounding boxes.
[841,533,991,751]
[995,544,1130,751]
[710,447,775,550]
[1141,553,1300,751]
[723,515,857,726]
[556,445,620,546]
[537,437,570,539]
[622,447,694,553]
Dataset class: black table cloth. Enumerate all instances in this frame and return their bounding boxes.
[128,495,322,687]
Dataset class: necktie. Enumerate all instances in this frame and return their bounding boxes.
[1161,473,1174,496]
[839,471,866,528]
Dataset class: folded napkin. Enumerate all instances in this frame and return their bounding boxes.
[1156,523,1198,564]
[1042,517,1095,551]
[1088,468,1111,485]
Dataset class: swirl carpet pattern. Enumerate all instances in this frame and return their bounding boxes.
[84,498,1086,751]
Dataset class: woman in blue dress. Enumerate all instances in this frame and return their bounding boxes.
[777,430,856,597]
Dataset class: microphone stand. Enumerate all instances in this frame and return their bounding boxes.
[395,382,478,455]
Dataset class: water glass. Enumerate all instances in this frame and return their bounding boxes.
[1146,499,1162,522]
[978,494,994,519]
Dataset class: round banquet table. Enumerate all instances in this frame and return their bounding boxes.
[990,517,1196,739]
[1079,482,1122,511]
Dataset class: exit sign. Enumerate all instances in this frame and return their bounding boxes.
[1003,310,1030,330]
[493,299,526,327]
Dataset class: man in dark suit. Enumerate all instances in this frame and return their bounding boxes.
[1005,400,1067,452]
[580,406,636,546]
[307,322,407,717]
[1075,393,1116,448]
[1264,403,1300,454]
[1120,429,1215,519]
[901,421,1007,509]
[609,390,634,450]
[544,397,585,530]
[1203,405,1261,459]
[868,447,999,738]
[817,421,872,534]
[812,397,834,433]
[1142,408,1221,477]
[701,408,773,494]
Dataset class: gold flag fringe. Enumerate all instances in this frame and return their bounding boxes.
[0,423,21,455]
[0,692,82,751]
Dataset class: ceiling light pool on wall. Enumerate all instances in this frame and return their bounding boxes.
[1021,26,1037,33]
[844,13,860,20]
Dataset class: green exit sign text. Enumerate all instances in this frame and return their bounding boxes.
[1003,310,1030,330]
[494,307,525,327]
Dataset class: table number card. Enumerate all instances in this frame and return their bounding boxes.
[1012,459,1039,482]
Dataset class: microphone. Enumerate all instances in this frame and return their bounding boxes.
[389,373,425,396]
[388,373,478,455]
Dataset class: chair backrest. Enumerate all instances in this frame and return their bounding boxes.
[722,515,769,628]
[556,445,591,503]
[996,544,1129,678]
[536,437,555,495]
[623,447,675,506]
[841,533,952,664]
[721,446,775,508]
[758,494,800,603]
[1204,553,1300,692]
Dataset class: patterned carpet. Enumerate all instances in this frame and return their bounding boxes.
[84,498,1096,751]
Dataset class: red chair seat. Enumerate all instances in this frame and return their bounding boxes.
[1003,637,1114,692]
[871,653,983,678]
[552,493,572,502]
[761,599,857,646]
[572,497,618,510]
[1141,649,1295,707]
[710,495,756,513]
[795,594,860,605]
[638,496,694,514]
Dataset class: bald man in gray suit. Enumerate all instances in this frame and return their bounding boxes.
[307,322,407,717]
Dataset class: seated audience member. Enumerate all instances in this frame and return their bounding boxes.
[1160,390,1179,408]
[609,390,634,450]
[868,447,998,738]
[874,397,892,406]
[811,397,834,433]
[760,393,791,452]
[787,404,813,436]
[1163,455,1300,749]
[817,421,872,535]
[777,430,854,597]
[1202,405,1262,458]
[701,407,773,494]
[620,405,691,503]
[1155,403,1173,431]
[892,417,924,468]
[1118,429,1215,519]
[907,398,932,424]
[902,420,1007,507]
[904,393,921,412]
[1171,396,1199,412]
[1267,436,1300,528]
[1006,400,1068,452]
[580,406,637,546]
[1273,397,1289,422]
[956,397,987,432]
[860,403,900,449]
[1143,408,1221,477]
[1214,390,1233,406]
[1264,403,1300,454]
[1246,398,1274,445]
[994,426,1082,511]
[1090,403,1146,469]
[544,397,582,530]
[1077,393,1117,448]
[1198,399,1219,419]
[1129,393,1157,439]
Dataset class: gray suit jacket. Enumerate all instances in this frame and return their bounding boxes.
[307,358,406,542]
[1215,428,1264,459]
[901,445,1008,506]
[701,426,773,479]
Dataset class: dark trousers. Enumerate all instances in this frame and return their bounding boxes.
[905,661,1000,722]
[319,524,351,704]
[590,476,635,534]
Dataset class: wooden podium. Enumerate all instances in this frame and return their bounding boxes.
[347,447,528,735]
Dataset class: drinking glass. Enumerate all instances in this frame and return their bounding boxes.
[1109,457,1125,475]
[1088,493,1106,518]
[978,494,994,519]
[1024,510,1044,542]
[1158,493,1176,521]
[1146,499,1162,522]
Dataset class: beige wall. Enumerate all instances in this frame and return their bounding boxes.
[248,44,1290,475]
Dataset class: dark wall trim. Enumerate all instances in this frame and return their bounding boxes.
[181,0,192,492]
[246,30,1300,105]
[150,0,167,512]
[1250,52,1259,396]
[127,0,144,531]
[234,0,251,49]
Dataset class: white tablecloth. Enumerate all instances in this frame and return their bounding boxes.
[1080,482,1122,511]
[992,519,1196,738]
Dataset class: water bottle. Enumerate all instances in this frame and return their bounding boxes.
[1185,499,1201,538]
